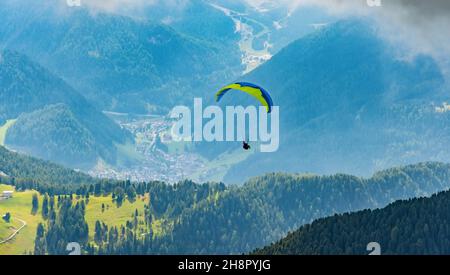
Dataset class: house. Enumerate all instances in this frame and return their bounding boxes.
[1,191,13,199]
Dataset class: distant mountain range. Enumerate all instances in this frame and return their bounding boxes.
[223,20,450,183]
[0,0,242,114]
[0,50,132,168]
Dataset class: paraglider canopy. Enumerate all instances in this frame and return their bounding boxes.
[215,82,274,113]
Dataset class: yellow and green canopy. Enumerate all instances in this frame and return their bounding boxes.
[215,82,274,113]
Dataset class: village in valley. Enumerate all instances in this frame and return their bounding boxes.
[89,113,208,184]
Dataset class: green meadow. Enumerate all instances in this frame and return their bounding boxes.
[0,184,167,254]
[0,184,42,255]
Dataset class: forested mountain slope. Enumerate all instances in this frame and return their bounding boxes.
[0,0,241,114]
[0,50,132,168]
[89,162,450,254]
[255,184,450,255]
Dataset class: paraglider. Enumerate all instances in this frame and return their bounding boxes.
[215,82,274,113]
[214,82,274,151]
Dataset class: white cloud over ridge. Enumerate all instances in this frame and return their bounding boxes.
[249,0,450,61]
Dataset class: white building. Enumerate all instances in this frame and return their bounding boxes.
[1,191,13,199]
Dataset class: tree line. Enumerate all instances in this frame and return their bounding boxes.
[31,162,450,255]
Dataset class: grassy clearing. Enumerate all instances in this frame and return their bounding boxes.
[0,184,43,255]
[0,184,168,254]
[0,119,17,146]
[0,219,13,240]
[81,194,150,240]
[0,218,24,240]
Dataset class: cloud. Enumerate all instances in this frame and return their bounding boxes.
[272,0,450,61]
[74,0,157,13]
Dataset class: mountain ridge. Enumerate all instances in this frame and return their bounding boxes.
[0,1,242,114]
[254,182,450,255]
[0,50,133,168]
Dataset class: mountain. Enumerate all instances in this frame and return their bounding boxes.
[0,0,242,114]
[255,183,450,255]
[145,0,240,45]
[6,104,99,167]
[222,20,450,184]
[0,50,78,123]
[0,50,133,168]
[0,145,96,188]
[93,162,450,254]
[3,143,450,255]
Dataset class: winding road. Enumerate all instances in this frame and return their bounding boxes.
[209,3,273,73]
[0,218,26,245]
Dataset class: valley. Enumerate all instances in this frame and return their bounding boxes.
[210,3,273,74]
[89,112,253,184]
